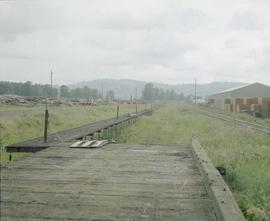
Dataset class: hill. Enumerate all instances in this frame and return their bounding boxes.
[70,79,246,99]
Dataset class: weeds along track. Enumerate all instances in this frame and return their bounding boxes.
[6,109,153,152]
[197,109,270,135]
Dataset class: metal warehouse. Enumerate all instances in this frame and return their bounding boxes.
[208,82,270,117]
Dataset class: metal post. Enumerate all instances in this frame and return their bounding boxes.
[43,109,49,143]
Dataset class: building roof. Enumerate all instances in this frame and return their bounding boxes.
[213,82,269,95]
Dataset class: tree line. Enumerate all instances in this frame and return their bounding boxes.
[0,81,58,97]
[142,83,186,101]
[0,81,187,101]
[0,81,115,100]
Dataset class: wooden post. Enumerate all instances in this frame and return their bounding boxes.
[268,102,270,118]
[0,124,4,162]
[43,109,49,143]
[136,103,138,114]
[116,105,119,120]
[116,124,118,139]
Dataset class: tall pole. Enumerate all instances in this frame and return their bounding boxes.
[51,69,53,89]
[101,85,104,100]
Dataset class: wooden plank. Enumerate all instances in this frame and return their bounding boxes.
[1,143,216,221]
[6,110,153,152]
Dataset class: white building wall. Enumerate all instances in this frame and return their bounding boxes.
[209,83,270,109]
[208,92,232,109]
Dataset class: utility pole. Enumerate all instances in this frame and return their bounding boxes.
[50,69,53,90]
[101,85,104,100]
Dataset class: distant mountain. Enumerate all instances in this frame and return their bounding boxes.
[69,79,247,99]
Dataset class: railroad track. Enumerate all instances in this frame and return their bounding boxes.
[6,109,153,152]
[197,109,270,135]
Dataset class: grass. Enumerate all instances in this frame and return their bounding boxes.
[119,104,270,221]
[0,104,37,111]
[1,103,269,220]
[0,103,144,164]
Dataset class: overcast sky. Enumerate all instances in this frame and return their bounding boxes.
[1,0,270,85]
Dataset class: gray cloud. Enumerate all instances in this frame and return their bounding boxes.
[229,11,259,30]
[0,0,270,85]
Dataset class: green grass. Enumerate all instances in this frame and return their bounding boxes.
[0,103,144,164]
[1,103,269,220]
[0,104,37,111]
[119,104,270,221]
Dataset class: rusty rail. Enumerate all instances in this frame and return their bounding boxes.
[197,109,270,135]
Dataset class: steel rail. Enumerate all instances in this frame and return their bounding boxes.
[197,109,270,135]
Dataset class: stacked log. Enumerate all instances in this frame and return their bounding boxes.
[259,98,270,118]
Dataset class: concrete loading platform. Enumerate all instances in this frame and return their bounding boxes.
[1,143,219,221]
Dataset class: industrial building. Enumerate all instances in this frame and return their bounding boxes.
[208,82,270,117]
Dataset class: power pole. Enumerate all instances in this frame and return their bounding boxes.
[51,69,53,89]
[101,85,104,100]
